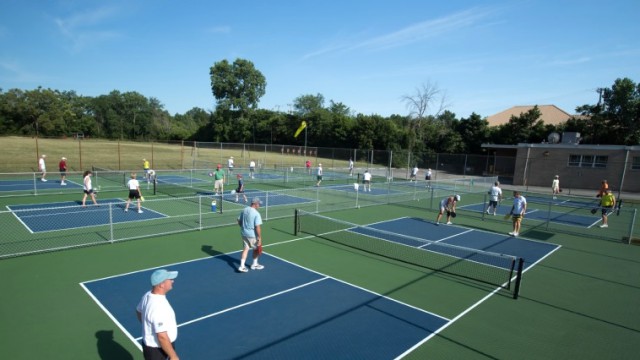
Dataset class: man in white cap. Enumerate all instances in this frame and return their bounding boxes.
[237,197,264,273]
[436,194,460,225]
[136,269,180,360]
[38,154,47,182]
[227,156,234,174]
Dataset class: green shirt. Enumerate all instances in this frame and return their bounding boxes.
[214,169,225,180]
[601,193,615,207]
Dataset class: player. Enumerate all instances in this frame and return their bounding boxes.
[213,164,225,195]
[485,181,502,215]
[315,163,323,186]
[425,168,432,188]
[363,169,372,192]
[237,197,264,273]
[59,157,67,185]
[124,173,144,213]
[227,156,234,174]
[508,191,527,237]
[81,170,98,207]
[235,174,248,203]
[599,189,615,228]
[142,158,150,182]
[38,154,47,182]
[348,158,354,177]
[410,165,419,181]
[436,194,460,225]
[552,175,560,199]
[249,160,256,179]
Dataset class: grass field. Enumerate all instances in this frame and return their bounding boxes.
[0,136,370,173]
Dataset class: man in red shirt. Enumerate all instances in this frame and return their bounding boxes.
[59,157,68,186]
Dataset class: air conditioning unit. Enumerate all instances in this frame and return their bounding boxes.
[561,132,581,144]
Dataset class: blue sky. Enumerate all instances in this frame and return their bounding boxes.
[1,0,638,118]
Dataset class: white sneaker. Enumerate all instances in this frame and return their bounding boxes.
[251,264,264,270]
[446,221,452,225]
[124,209,128,212]
[486,210,491,214]
[508,231,515,236]
[61,182,66,186]
[599,224,608,228]
[514,232,519,237]
[138,210,143,214]
[238,266,248,273]
[41,179,47,182]
[493,212,497,216]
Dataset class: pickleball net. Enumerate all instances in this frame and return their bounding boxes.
[153,176,222,213]
[91,166,126,189]
[294,209,524,299]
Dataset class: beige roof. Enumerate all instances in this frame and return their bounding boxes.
[487,105,575,127]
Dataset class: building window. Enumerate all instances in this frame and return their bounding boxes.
[568,154,608,168]
[632,156,640,170]
[594,155,608,168]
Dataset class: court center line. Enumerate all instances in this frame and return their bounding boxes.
[169,276,330,331]
[420,229,475,246]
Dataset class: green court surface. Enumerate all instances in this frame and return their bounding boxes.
[1,202,639,359]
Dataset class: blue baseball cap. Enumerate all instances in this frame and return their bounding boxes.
[151,269,178,286]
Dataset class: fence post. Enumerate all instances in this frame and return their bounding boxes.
[628,208,637,245]
[109,203,114,243]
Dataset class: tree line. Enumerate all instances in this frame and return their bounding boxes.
[0,57,638,155]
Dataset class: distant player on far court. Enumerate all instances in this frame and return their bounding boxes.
[59,157,67,185]
[235,174,248,203]
[124,173,144,213]
[363,170,372,192]
[486,181,502,215]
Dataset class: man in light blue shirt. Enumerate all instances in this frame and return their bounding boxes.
[237,197,264,272]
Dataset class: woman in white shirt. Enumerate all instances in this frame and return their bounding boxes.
[81,170,98,207]
[125,173,143,213]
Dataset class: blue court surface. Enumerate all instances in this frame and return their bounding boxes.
[221,189,316,206]
[0,179,82,192]
[81,253,449,359]
[8,199,167,233]
[356,217,559,268]
[458,202,603,228]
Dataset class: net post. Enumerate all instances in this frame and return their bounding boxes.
[153,177,157,195]
[513,257,525,299]
[219,193,223,214]
[294,209,299,236]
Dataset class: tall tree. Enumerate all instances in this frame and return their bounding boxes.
[401,81,449,154]
[600,78,640,144]
[210,58,266,113]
